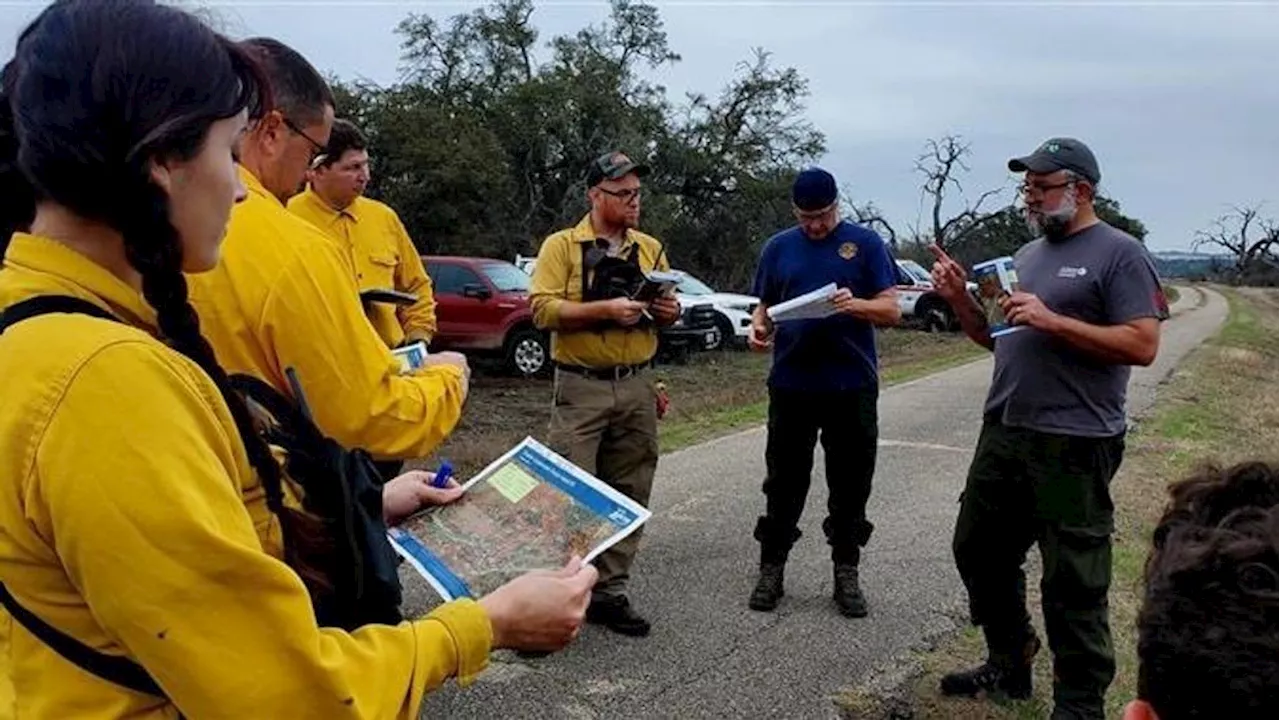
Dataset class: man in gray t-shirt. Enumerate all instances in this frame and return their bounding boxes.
[929,137,1167,720]
[987,221,1168,436]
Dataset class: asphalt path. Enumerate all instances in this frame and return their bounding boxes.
[410,285,1225,719]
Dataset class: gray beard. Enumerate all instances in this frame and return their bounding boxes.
[1025,203,1077,243]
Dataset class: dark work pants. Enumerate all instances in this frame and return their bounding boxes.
[756,386,879,566]
[953,419,1125,719]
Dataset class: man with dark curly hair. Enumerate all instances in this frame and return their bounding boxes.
[1123,461,1278,720]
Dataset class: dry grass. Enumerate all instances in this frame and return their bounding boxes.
[849,288,1278,720]
[413,328,983,478]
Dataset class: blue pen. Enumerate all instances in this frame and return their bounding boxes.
[432,461,454,489]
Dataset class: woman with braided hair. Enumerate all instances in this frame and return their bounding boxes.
[0,2,595,718]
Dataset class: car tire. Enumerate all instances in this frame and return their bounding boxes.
[709,314,735,351]
[504,327,548,377]
[918,296,954,333]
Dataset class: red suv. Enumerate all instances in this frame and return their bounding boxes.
[423,256,549,376]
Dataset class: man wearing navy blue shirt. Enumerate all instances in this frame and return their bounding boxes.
[746,167,901,617]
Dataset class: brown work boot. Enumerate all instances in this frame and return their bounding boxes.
[833,564,868,617]
[940,632,1041,700]
[748,563,785,611]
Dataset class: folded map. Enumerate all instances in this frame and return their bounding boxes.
[388,437,651,601]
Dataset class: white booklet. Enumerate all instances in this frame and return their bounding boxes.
[388,437,651,601]
[766,282,839,322]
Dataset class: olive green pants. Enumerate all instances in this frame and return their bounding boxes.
[953,420,1125,719]
[548,368,658,597]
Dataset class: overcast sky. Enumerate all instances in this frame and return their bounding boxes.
[2,1,1276,251]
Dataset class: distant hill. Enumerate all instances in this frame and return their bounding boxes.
[1150,250,1232,279]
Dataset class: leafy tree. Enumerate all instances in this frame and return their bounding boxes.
[330,0,822,291]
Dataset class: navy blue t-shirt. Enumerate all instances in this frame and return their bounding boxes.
[752,221,897,392]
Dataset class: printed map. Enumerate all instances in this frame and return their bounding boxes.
[396,453,629,598]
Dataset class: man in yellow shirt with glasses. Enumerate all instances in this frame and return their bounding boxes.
[529,151,681,638]
[289,119,438,351]
[187,39,467,466]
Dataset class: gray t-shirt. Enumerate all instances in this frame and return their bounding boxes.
[985,221,1169,437]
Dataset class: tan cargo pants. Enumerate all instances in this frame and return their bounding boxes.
[548,367,659,597]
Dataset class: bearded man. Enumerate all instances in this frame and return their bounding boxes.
[927,138,1168,720]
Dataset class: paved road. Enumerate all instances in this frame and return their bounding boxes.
[411,285,1225,720]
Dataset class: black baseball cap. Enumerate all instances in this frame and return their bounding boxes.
[1008,137,1101,184]
[586,150,650,187]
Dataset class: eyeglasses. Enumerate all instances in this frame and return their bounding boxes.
[1018,179,1075,197]
[597,187,641,203]
[282,116,326,161]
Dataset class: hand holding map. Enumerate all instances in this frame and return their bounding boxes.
[478,557,597,651]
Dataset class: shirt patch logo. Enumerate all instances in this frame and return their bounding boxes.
[1057,265,1088,278]
[838,242,858,260]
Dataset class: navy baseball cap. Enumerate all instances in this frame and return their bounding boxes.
[1008,137,1101,184]
[792,167,838,211]
[586,150,650,187]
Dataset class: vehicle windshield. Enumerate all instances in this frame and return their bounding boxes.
[899,260,932,284]
[481,262,531,292]
[676,273,716,295]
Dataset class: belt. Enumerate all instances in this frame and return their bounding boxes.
[555,362,649,381]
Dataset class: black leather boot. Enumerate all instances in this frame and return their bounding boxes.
[940,629,1041,700]
[748,563,785,611]
[833,564,868,618]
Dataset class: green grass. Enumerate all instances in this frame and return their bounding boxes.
[1216,289,1273,353]
[1161,284,1180,307]
[659,399,767,452]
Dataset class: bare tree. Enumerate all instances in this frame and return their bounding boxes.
[847,200,899,248]
[1194,204,1279,278]
[915,134,1005,251]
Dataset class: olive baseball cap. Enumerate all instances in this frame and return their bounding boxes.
[1008,137,1101,184]
[586,150,650,187]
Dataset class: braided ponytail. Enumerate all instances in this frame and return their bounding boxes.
[118,178,332,592]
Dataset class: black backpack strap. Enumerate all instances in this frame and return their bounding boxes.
[580,241,591,301]
[0,582,167,698]
[0,295,119,333]
[228,373,307,430]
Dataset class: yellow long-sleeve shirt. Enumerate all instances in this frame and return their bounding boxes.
[288,189,437,349]
[529,214,669,367]
[0,233,491,719]
[187,167,462,460]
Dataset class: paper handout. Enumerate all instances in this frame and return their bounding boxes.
[766,283,839,322]
[388,437,651,601]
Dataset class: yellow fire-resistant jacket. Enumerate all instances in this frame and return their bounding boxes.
[0,232,491,719]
